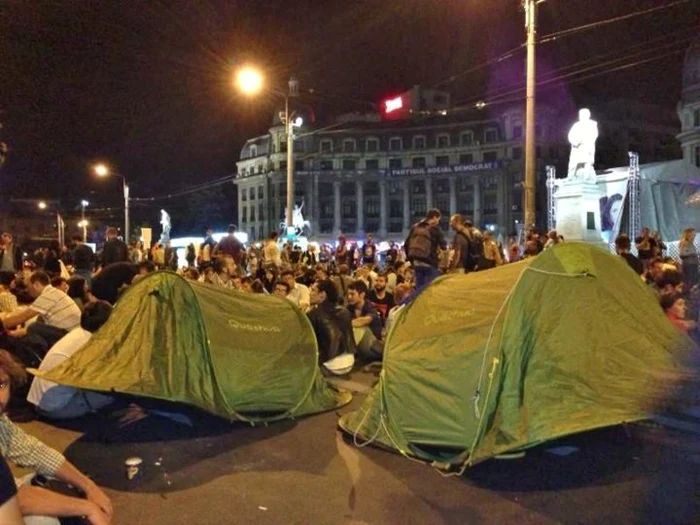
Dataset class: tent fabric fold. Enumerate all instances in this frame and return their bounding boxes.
[33,272,351,422]
[339,243,689,467]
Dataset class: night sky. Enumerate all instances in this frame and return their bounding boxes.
[1,0,698,226]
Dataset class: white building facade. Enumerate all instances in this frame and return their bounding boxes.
[235,98,567,241]
[677,36,700,168]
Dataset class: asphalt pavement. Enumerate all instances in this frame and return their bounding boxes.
[14,369,700,525]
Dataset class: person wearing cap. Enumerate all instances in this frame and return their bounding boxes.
[0,350,114,524]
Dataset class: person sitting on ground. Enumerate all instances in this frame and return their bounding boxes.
[281,270,310,312]
[273,280,291,299]
[615,234,643,276]
[367,272,395,326]
[307,279,356,367]
[653,269,685,297]
[346,280,384,362]
[332,264,354,306]
[67,275,89,313]
[27,300,115,420]
[660,292,695,335]
[0,271,82,356]
[0,350,114,524]
[90,262,139,305]
[0,454,23,524]
[0,272,18,316]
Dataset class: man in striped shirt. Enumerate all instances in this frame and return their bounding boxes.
[0,271,82,358]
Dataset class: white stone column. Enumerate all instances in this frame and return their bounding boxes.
[333,181,342,235]
[449,176,457,216]
[473,177,482,226]
[379,180,388,237]
[402,178,411,232]
[356,180,364,235]
[425,178,433,210]
[496,174,505,233]
[237,184,243,232]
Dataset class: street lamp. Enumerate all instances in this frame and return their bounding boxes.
[79,200,89,242]
[235,67,301,240]
[36,200,64,246]
[93,163,130,244]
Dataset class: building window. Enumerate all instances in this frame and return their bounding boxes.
[250,145,258,158]
[248,187,255,200]
[413,136,426,149]
[279,161,287,170]
[366,138,379,152]
[257,186,264,199]
[484,129,498,143]
[459,153,473,164]
[512,147,522,160]
[270,184,275,198]
[257,164,263,174]
[483,151,498,162]
[320,140,332,153]
[512,125,523,139]
[342,159,357,170]
[436,155,450,167]
[280,140,287,153]
[250,206,256,221]
[365,159,379,170]
[695,146,700,168]
[694,109,700,128]
[241,188,247,201]
[461,132,473,146]
[412,157,426,168]
[293,140,303,152]
[241,206,247,221]
[389,137,403,151]
[437,134,450,148]
[295,160,304,171]
[258,203,264,221]
[389,158,403,169]
[343,139,356,153]
[320,160,334,171]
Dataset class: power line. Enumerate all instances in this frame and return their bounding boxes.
[431,43,526,90]
[539,0,693,43]
[130,174,236,202]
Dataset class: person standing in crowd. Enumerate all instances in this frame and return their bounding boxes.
[385,241,398,269]
[71,235,94,286]
[263,231,282,269]
[213,224,244,273]
[361,234,377,266]
[615,234,644,276]
[0,232,22,274]
[679,227,698,290]
[480,231,504,269]
[185,243,197,268]
[129,240,145,263]
[449,214,472,274]
[404,209,447,292]
[302,244,317,267]
[101,227,128,267]
[635,227,657,270]
[198,227,217,268]
[42,242,62,277]
[334,235,350,268]
[0,350,114,524]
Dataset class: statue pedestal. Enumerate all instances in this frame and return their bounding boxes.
[554,180,604,244]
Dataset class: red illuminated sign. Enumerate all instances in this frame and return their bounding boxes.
[384,96,403,114]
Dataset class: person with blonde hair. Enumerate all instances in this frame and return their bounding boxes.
[679,227,697,289]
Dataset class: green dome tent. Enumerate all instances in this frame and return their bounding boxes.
[339,243,689,469]
[34,272,351,422]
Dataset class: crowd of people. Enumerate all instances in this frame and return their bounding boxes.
[0,211,697,523]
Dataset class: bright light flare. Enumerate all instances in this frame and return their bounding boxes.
[236,67,264,95]
[37,201,47,210]
[94,164,109,177]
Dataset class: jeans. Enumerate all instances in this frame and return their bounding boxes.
[354,327,383,362]
[413,264,439,294]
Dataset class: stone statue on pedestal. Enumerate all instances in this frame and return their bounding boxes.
[159,209,171,244]
[567,108,598,182]
[280,200,311,237]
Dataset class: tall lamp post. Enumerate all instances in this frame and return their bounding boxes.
[235,67,302,240]
[93,164,130,244]
[80,200,89,242]
[37,200,65,246]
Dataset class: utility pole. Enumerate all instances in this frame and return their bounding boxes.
[523,0,540,229]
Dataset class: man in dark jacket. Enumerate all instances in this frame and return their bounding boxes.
[307,279,356,365]
[0,232,23,273]
[100,227,128,267]
[71,236,94,285]
[403,209,447,292]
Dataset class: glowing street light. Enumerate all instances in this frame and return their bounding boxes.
[234,66,301,239]
[235,67,264,96]
[37,201,47,210]
[92,162,130,244]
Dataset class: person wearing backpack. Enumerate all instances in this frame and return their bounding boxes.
[449,214,473,274]
[403,209,447,292]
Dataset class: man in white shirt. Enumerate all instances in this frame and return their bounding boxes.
[0,271,82,360]
[281,270,310,312]
[28,301,114,420]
